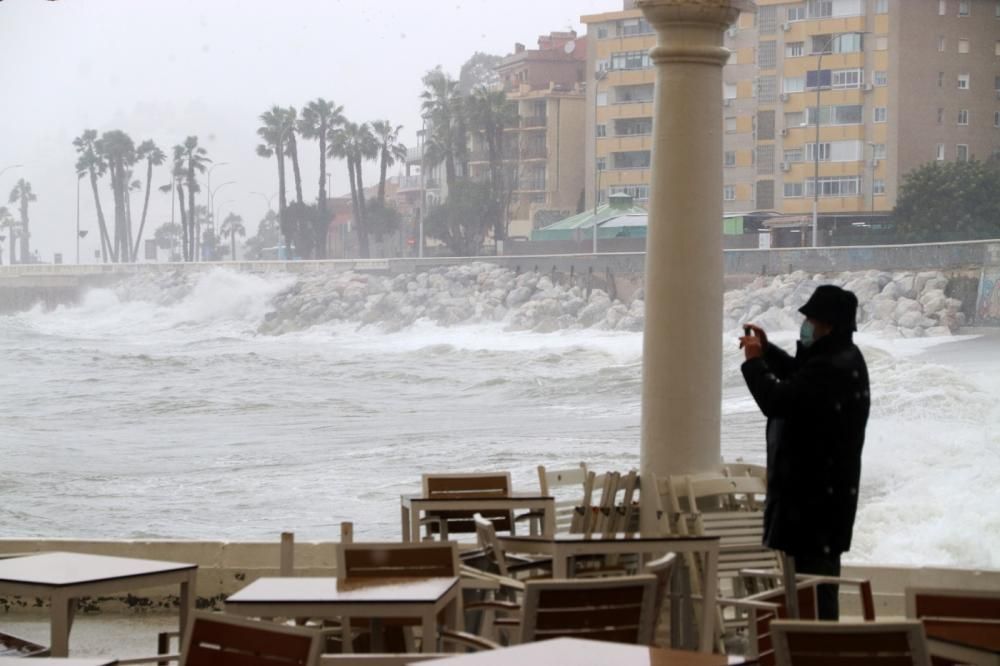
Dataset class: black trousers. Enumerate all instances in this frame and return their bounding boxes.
[792,552,842,620]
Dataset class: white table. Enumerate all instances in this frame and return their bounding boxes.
[925,618,1000,666]
[499,533,721,653]
[226,576,462,654]
[0,552,196,658]
[400,494,555,542]
[421,637,756,665]
[0,660,117,665]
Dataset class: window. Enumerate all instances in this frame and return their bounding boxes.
[939,0,947,14]
[938,71,945,87]
[784,148,804,162]
[759,41,777,69]
[958,0,970,16]
[806,142,832,162]
[873,179,886,195]
[723,185,736,201]
[875,0,888,13]
[957,144,969,161]
[610,51,651,71]
[725,150,737,167]
[812,34,862,53]
[938,36,946,52]
[757,145,775,174]
[807,104,864,125]
[958,74,970,89]
[758,75,778,103]
[874,107,888,123]
[875,36,889,51]
[614,118,653,136]
[725,117,737,133]
[806,69,833,89]
[724,82,737,100]
[958,109,969,125]
[786,111,806,127]
[995,41,1000,56]
[832,68,864,89]
[620,18,654,36]
[996,76,1000,90]
[996,1,1000,17]
[728,50,738,65]
[936,143,946,160]
[611,150,651,169]
[596,157,606,171]
[757,180,775,209]
[614,84,654,104]
[958,38,970,53]
[784,182,805,197]
[758,5,778,33]
[808,0,833,17]
[938,108,945,124]
[786,42,804,57]
[806,176,863,197]
[873,143,887,159]
[610,184,650,200]
[874,71,888,86]
[994,111,1000,127]
[806,140,863,162]
[783,76,805,93]
[597,92,608,106]
[597,25,609,39]
[787,5,807,21]
[596,124,606,138]
[758,110,776,139]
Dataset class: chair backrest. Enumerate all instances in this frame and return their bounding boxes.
[537,463,589,533]
[182,611,322,666]
[770,620,931,666]
[724,462,767,480]
[519,575,658,645]
[473,512,509,577]
[905,587,1000,621]
[336,541,459,581]
[319,656,451,665]
[643,552,678,643]
[422,472,513,535]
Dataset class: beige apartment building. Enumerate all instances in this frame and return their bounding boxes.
[469,32,588,238]
[584,0,1000,245]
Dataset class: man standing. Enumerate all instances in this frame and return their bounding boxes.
[739,285,870,620]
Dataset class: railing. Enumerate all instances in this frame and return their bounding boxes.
[397,175,423,191]
[521,116,547,128]
[521,147,548,160]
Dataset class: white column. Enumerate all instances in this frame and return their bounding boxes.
[637,0,753,533]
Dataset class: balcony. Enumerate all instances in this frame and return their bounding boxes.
[521,146,548,160]
[397,175,423,192]
[521,116,547,129]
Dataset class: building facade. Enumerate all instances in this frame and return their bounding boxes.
[583,0,1000,245]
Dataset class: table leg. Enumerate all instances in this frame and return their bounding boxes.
[179,571,195,650]
[421,611,437,653]
[442,591,463,653]
[401,504,411,542]
[552,547,569,579]
[341,616,354,654]
[698,547,719,654]
[49,592,72,657]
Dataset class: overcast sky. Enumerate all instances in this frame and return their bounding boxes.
[0,0,612,262]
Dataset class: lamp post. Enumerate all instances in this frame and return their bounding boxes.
[812,31,867,248]
[0,164,23,180]
[868,142,877,217]
[593,69,608,255]
[76,175,81,264]
[205,162,229,260]
[418,118,427,260]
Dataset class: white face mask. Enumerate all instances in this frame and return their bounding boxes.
[800,320,816,347]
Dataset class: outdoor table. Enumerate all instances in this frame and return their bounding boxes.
[422,636,756,665]
[226,576,462,654]
[400,493,555,542]
[0,552,196,658]
[498,533,721,654]
[0,657,118,666]
[925,618,1000,666]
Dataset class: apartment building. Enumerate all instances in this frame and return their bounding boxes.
[584,0,1000,246]
[469,32,587,237]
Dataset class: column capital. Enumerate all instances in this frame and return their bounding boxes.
[636,0,755,29]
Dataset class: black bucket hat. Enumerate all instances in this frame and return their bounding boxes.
[798,285,858,331]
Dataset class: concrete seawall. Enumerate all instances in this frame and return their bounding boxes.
[1,239,996,315]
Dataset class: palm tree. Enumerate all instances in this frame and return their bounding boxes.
[329,121,376,258]
[176,136,210,261]
[220,212,246,260]
[0,206,14,265]
[468,86,518,246]
[421,69,462,187]
[299,98,345,258]
[132,140,165,261]
[283,106,304,206]
[8,179,37,264]
[257,106,294,253]
[371,120,408,208]
[97,130,137,262]
[167,153,190,260]
[73,130,113,262]
[354,122,379,224]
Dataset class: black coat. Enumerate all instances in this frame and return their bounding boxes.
[741,332,870,556]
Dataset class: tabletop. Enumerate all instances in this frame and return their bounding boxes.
[226,576,460,605]
[421,637,755,665]
[925,618,1000,653]
[500,533,718,544]
[0,657,118,666]
[402,493,553,504]
[0,552,197,587]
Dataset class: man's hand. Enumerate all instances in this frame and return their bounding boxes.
[739,323,768,361]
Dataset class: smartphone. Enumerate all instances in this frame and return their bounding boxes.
[743,326,752,337]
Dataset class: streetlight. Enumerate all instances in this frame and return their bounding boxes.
[205,162,229,260]
[812,31,868,248]
[210,181,236,229]
[251,191,278,211]
[593,69,608,255]
[0,164,23,180]
[868,141,878,217]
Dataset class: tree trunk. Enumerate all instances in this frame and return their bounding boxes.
[132,159,154,261]
[289,133,304,205]
[88,168,112,263]
[356,159,368,223]
[8,224,14,264]
[110,161,125,263]
[18,200,29,264]
[124,176,134,262]
[187,164,197,262]
[276,142,291,256]
[177,181,189,262]
[348,157,369,258]
[231,231,236,261]
[377,152,388,208]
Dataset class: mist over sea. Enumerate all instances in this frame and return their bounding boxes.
[2,269,997,569]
